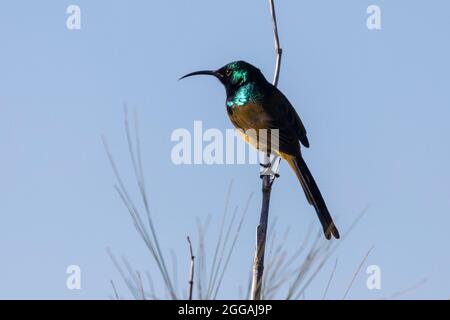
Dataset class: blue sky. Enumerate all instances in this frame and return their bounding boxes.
[0,0,449,299]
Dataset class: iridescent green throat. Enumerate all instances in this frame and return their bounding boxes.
[227,82,264,108]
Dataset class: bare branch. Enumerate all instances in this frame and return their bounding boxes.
[187,236,195,300]
[251,0,283,301]
[269,0,283,87]
[251,176,272,300]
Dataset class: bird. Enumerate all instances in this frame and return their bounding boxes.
[180,60,339,240]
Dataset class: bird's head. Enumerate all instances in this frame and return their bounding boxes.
[180,61,267,95]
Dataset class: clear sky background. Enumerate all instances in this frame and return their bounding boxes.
[1,0,449,299]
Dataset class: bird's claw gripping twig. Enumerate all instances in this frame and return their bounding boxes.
[260,155,281,179]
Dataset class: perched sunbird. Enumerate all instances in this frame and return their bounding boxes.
[180,61,339,240]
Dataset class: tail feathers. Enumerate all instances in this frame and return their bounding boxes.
[285,153,340,240]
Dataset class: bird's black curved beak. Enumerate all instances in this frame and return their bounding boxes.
[179,70,218,81]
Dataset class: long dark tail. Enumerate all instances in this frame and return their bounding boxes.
[285,153,340,240]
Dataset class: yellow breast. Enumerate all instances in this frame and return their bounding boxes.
[228,102,279,154]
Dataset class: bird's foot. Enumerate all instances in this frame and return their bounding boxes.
[260,156,281,179]
[259,162,271,168]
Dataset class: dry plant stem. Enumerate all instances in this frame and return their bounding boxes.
[342,246,374,300]
[110,280,120,300]
[103,109,177,299]
[137,271,146,300]
[251,0,283,300]
[213,193,253,300]
[207,181,233,298]
[388,278,427,299]
[322,258,338,300]
[187,236,195,300]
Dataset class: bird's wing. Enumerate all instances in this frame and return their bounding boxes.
[263,87,310,151]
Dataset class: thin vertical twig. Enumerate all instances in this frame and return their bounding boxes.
[322,258,338,300]
[170,249,180,296]
[269,0,283,87]
[209,206,239,296]
[342,246,374,300]
[251,0,283,300]
[251,177,272,300]
[213,193,253,299]
[136,271,146,300]
[103,109,177,299]
[187,236,195,300]
[110,280,120,300]
[207,181,233,298]
[195,216,211,300]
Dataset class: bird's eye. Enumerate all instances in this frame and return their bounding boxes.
[225,69,232,76]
